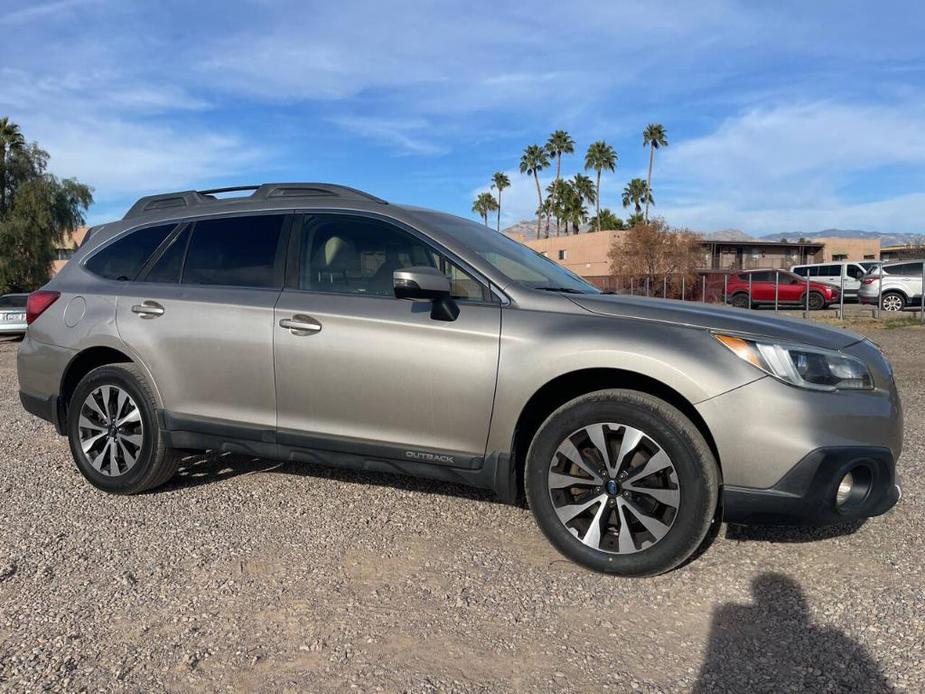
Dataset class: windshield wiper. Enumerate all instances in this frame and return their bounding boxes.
[535,287,587,294]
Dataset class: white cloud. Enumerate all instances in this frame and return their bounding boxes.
[328,116,447,156]
[0,0,101,25]
[22,113,266,198]
[658,100,925,232]
[662,192,925,236]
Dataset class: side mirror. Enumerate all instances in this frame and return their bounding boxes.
[393,266,459,321]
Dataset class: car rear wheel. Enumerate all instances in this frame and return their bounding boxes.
[525,389,719,576]
[67,364,182,494]
[881,292,905,312]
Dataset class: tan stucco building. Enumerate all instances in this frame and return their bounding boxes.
[813,236,880,263]
[52,226,89,276]
[520,230,882,286]
[525,230,626,277]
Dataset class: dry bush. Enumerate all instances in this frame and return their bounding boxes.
[608,219,704,294]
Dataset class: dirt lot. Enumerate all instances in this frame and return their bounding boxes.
[1,326,923,692]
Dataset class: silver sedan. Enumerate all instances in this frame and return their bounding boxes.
[0,294,29,337]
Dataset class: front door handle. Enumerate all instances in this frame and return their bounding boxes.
[279,315,322,335]
[131,301,165,319]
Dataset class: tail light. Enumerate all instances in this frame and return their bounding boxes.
[26,290,60,325]
[861,277,879,285]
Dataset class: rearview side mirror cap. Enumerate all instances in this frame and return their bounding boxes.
[393,266,459,321]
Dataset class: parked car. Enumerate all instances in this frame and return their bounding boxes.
[726,269,840,310]
[0,293,29,338]
[17,183,902,576]
[790,261,869,300]
[858,260,924,311]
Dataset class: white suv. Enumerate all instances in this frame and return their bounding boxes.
[791,261,869,300]
[858,260,924,311]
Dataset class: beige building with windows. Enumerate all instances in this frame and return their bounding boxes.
[813,236,880,263]
[52,226,89,276]
[520,230,882,286]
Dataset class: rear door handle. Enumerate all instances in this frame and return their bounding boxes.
[131,301,165,319]
[279,315,322,335]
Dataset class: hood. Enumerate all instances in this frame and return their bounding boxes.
[569,293,863,351]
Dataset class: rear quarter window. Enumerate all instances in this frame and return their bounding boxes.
[182,215,286,288]
[0,295,27,308]
[85,224,176,281]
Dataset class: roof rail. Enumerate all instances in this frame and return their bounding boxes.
[122,182,387,219]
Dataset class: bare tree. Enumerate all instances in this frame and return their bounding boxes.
[608,218,703,296]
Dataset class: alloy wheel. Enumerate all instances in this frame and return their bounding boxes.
[547,423,680,554]
[77,385,144,477]
[881,295,903,312]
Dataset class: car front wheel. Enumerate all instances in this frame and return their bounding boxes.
[67,364,181,494]
[808,291,826,310]
[525,389,719,576]
[730,292,750,309]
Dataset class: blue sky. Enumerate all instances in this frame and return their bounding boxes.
[2,0,925,234]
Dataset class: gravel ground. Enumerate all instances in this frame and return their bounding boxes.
[0,327,923,692]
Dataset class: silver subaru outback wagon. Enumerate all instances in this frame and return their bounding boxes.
[18,183,902,576]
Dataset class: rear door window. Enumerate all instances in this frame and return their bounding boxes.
[182,215,286,288]
[818,264,841,276]
[85,224,176,281]
[0,295,27,308]
[847,264,866,280]
[141,227,190,284]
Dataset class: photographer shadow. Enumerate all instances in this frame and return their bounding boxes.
[693,573,893,692]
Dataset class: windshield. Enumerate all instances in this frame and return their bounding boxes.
[0,294,27,308]
[412,211,600,293]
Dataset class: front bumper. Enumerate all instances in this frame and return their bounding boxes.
[723,446,900,525]
[698,338,902,525]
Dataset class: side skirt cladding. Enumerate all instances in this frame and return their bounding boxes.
[158,411,516,501]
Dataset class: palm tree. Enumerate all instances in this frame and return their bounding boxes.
[557,181,588,234]
[571,173,596,205]
[490,171,510,232]
[519,144,550,239]
[545,178,569,236]
[588,208,624,231]
[561,174,595,235]
[622,178,653,217]
[545,130,575,235]
[0,117,27,215]
[584,140,617,232]
[472,192,498,226]
[642,123,668,222]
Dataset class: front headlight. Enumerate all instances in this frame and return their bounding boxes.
[714,333,873,391]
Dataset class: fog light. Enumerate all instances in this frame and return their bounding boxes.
[835,472,855,507]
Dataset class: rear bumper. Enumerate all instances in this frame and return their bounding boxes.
[0,324,27,335]
[723,446,899,525]
[19,391,66,434]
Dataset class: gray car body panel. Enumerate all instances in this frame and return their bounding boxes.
[17,185,903,504]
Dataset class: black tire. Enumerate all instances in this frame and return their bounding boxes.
[67,364,181,494]
[807,291,825,311]
[880,292,905,312]
[525,389,719,577]
[730,292,750,309]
